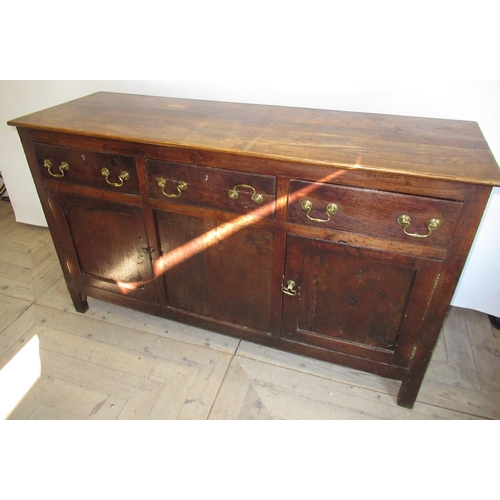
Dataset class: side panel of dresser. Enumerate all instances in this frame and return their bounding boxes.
[397,183,492,407]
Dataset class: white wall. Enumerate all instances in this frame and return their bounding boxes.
[1,80,499,315]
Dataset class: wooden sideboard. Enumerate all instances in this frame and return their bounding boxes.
[8,92,500,408]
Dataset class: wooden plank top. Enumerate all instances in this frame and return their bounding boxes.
[8,91,500,185]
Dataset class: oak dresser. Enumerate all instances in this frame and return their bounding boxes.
[8,92,500,408]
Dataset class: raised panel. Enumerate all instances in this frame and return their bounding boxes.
[55,193,157,302]
[154,210,279,334]
[311,251,415,348]
[282,236,441,366]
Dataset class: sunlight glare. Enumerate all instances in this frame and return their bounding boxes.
[0,335,41,419]
[116,168,349,291]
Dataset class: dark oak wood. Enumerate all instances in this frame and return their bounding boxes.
[397,184,494,407]
[8,92,500,409]
[282,236,442,365]
[32,142,140,195]
[23,128,473,200]
[146,159,277,219]
[8,91,500,185]
[287,180,463,248]
[154,210,279,334]
[48,191,157,303]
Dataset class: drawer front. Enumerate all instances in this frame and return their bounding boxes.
[146,159,276,219]
[32,143,139,195]
[287,180,463,247]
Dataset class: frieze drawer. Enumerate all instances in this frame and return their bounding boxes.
[33,143,140,195]
[146,159,277,219]
[287,179,463,248]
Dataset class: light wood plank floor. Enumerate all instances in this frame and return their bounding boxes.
[1,200,499,419]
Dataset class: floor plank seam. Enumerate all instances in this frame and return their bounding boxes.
[38,342,161,385]
[419,401,491,420]
[0,298,36,339]
[32,298,240,359]
[235,346,398,399]
[206,339,241,419]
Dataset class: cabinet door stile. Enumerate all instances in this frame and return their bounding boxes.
[270,230,288,336]
[141,204,169,307]
[281,235,305,339]
[45,189,85,280]
[391,258,443,366]
[136,155,169,307]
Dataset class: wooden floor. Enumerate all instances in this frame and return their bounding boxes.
[1,200,500,420]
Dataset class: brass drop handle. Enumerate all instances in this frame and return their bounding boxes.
[398,214,442,238]
[101,167,130,187]
[156,178,188,198]
[44,159,69,178]
[137,248,149,265]
[282,280,297,296]
[300,199,339,223]
[228,184,264,204]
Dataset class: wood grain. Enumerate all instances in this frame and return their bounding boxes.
[8,91,500,185]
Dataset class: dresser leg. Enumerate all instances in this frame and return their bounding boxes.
[397,340,438,408]
[397,377,421,409]
[67,285,89,313]
[488,315,500,331]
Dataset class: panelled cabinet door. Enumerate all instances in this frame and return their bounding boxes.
[153,210,280,335]
[281,236,442,367]
[49,191,157,302]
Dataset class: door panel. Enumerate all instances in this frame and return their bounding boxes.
[306,250,415,348]
[52,192,157,302]
[154,210,278,334]
[282,236,441,366]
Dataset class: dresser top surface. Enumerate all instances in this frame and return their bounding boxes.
[8,91,500,185]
